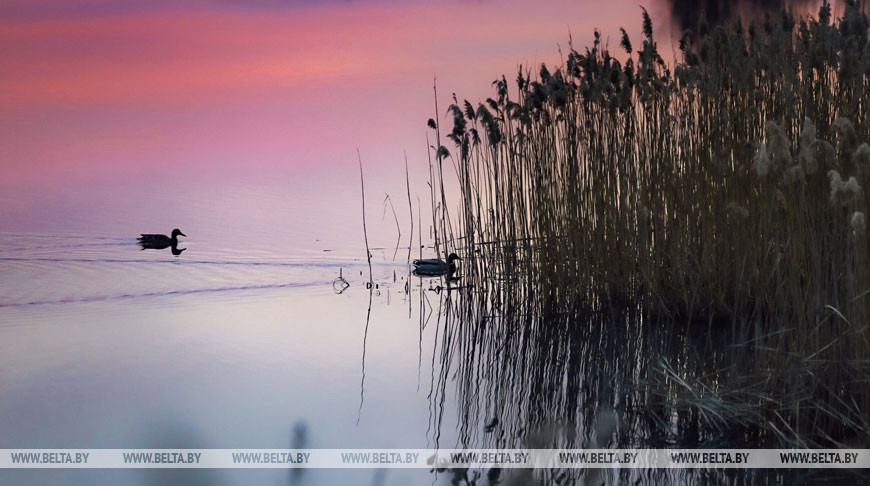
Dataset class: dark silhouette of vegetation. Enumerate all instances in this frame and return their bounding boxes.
[425,1,870,454]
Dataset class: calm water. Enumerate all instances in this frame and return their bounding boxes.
[0,173,462,485]
[2,174,867,485]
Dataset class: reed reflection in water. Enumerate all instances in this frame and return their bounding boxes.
[414,268,870,484]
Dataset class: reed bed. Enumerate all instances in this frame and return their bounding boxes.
[426,2,870,450]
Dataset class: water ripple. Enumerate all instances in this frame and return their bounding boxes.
[0,280,332,309]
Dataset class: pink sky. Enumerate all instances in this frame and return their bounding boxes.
[0,0,665,192]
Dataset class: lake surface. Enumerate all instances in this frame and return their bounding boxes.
[3,174,869,485]
[0,173,465,485]
[2,174,867,486]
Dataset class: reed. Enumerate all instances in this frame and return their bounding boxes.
[426,1,870,449]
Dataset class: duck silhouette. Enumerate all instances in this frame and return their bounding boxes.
[413,253,461,277]
[138,229,186,255]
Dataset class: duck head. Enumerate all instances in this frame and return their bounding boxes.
[171,229,186,239]
[447,253,462,263]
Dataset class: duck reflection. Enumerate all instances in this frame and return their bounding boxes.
[138,228,187,256]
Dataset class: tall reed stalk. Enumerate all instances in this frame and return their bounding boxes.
[427,1,870,448]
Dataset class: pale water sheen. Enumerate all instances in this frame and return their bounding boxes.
[0,174,454,485]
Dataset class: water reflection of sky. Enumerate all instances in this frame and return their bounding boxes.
[0,230,442,484]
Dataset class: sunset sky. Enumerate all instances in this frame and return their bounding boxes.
[0,0,668,189]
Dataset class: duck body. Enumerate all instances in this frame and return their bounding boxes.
[413,253,461,276]
[138,229,185,250]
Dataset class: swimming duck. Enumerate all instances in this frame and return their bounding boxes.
[138,229,186,250]
[413,253,461,276]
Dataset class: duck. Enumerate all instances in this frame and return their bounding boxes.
[138,229,186,250]
[413,253,461,277]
